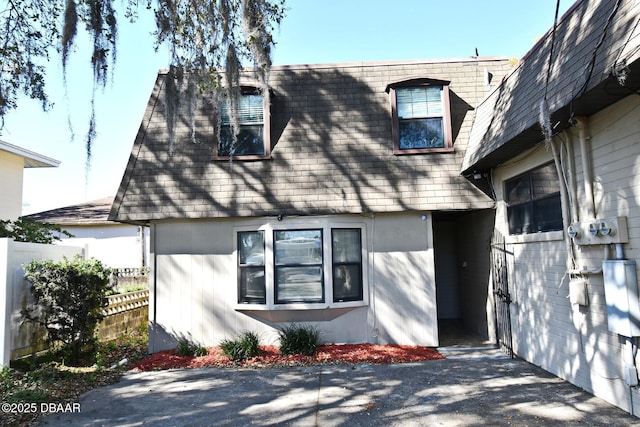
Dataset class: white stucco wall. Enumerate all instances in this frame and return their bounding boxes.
[492,95,640,415]
[0,150,24,221]
[148,212,438,352]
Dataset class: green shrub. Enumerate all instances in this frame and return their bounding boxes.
[278,324,319,356]
[220,331,261,362]
[105,284,148,296]
[0,217,73,244]
[176,338,208,357]
[22,256,112,366]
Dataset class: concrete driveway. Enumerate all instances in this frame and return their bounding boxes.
[38,347,639,426]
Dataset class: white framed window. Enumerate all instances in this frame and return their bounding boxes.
[237,231,266,304]
[235,221,367,310]
[331,228,363,302]
[274,229,324,304]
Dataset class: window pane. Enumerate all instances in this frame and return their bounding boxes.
[220,94,264,125]
[239,267,265,303]
[533,194,563,232]
[399,118,444,149]
[274,230,323,303]
[333,265,362,301]
[276,266,323,303]
[238,231,265,303]
[275,230,322,265]
[505,175,531,204]
[531,163,560,198]
[332,229,363,302]
[219,124,265,156]
[507,203,533,235]
[396,87,442,118]
[239,231,264,265]
[332,229,361,263]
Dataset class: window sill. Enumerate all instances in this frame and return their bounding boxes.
[505,230,564,244]
[212,154,271,161]
[393,147,454,155]
[235,300,367,311]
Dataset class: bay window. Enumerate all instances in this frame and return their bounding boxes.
[236,224,365,307]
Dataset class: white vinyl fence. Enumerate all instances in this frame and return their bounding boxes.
[0,238,83,366]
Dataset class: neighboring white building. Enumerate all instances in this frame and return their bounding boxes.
[25,197,149,270]
[0,140,59,221]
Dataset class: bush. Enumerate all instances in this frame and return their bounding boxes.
[220,331,261,362]
[278,324,319,356]
[0,217,73,243]
[176,338,208,357]
[22,256,112,366]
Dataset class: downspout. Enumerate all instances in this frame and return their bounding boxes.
[150,223,157,354]
[576,117,596,220]
[565,130,579,224]
[548,136,573,271]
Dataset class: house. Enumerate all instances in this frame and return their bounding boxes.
[109,56,514,352]
[0,140,59,220]
[0,140,77,365]
[463,0,640,416]
[24,197,149,270]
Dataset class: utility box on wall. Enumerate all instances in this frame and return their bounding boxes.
[603,259,640,337]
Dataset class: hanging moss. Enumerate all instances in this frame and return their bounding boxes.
[1,0,286,162]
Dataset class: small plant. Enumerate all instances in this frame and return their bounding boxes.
[176,338,208,357]
[278,324,319,356]
[220,331,261,362]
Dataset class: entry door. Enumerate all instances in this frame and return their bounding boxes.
[491,229,514,358]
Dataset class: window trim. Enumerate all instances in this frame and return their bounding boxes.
[386,78,454,155]
[234,221,368,311]
[212,86,271,161]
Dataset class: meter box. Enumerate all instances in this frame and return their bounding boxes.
[603,259,640,337]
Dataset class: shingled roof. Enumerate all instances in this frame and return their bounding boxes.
[463,0,640,174]
[26,197,115,225]
[110,57,513,224]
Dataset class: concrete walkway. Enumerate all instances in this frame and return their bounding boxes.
[39,347,639,426]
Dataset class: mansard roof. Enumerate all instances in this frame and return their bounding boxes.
[110,57,512,223]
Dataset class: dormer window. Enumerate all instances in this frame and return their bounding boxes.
[387,78,453,154]
[215,88,271,159]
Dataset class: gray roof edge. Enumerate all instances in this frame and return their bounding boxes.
[155,56,511,75]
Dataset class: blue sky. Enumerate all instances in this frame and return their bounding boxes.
[4,0,573,214]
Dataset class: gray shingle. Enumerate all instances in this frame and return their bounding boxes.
[110,58,513,222]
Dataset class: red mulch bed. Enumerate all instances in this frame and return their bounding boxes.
[132,344,444,371]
